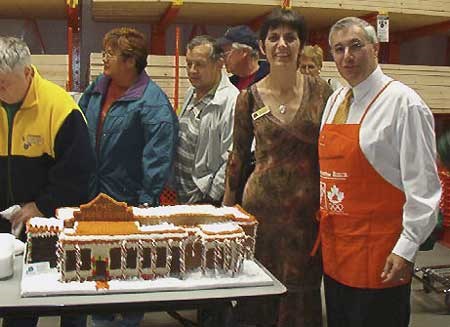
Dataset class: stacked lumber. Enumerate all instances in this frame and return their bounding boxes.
[91,0,450,31]
[31,55,68,89]
[321,61,450,114]
[381,64,450,114]
[0,0,66,19]
[91,53,450,114]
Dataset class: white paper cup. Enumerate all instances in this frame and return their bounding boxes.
[0,233,15,279]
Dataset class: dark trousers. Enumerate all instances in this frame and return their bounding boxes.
[324,274,411,327]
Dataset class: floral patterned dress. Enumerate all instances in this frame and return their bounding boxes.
[224,75,332,327]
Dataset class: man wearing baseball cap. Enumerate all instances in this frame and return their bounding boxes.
[217,25,269,91]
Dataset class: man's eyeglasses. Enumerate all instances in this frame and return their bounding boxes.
[331,40,367,56]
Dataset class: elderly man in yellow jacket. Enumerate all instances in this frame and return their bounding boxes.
[0,36,94,327]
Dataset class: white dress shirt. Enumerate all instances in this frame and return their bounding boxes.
[321,66,441,262]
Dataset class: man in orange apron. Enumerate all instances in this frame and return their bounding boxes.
[317,17,441,327]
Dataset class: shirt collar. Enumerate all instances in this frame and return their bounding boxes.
[194,77,221,103]
[21,65,40,110]
[352,66,384,103]
[94,70,150,101]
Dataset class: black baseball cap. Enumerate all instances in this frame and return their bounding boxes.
[217,25,259,50]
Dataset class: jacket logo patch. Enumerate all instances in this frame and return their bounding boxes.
[23,135,43,150]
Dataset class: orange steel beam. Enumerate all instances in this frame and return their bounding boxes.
[67,26,73,91]
[150,3,182,54]
[67,4,80,32]
[66,2,81,91]
[159,3,182,31]
[174,26,180,113]
[281,0,291,9]
[392,20,450,43]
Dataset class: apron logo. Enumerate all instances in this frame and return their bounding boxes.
[327,184,345,213]
[23,135,43,150]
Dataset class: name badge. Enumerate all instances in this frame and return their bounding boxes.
[252,106,270,121]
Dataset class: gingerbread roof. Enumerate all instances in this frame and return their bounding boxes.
[73,221,139,235]
[73,193,133,222]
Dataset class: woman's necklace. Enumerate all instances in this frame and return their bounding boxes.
[266,74,303,116]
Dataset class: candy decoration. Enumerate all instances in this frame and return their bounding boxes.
[179,240,186,278]
[150,241,157,278]
[201,241,207,275]
[165,240,172,277]
[75,244,81,281]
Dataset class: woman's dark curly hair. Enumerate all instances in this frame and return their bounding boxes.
[259,8,307,49]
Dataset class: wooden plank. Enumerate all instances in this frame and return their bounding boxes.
[299,0,450,16]
[91,0,450,32]
[90,54,187,67]
[0,0,67,19]
[90,52,186,66]
[92,0,170,22]
[90,67,189,79]
[31,55,68,65]
[31,54,68,89]
[321,61,450,113]
[89,54,450,113]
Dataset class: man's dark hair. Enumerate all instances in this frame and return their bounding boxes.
[187,35,223,61]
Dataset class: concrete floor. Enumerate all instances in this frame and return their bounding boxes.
[409,242,450,327]
[5,243,450,326]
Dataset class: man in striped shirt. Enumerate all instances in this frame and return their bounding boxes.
[174,35,239,207]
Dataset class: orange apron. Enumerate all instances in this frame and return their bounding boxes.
[318,81,410,289]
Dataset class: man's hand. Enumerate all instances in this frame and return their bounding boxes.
[10,202,43,230]
[381,253,413,284]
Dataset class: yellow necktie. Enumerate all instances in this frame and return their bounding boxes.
[333,90,353,124]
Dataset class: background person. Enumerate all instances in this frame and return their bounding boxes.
[318,17,441,327]
[0,36,94,327]
[217,25,269,91]
[223,8,332,327]
[299,44,322,76]
[300,44,341,90]
[217,25,270,199]
[79,27,178,327]
[173,35,239,327]
[174,35,238,206]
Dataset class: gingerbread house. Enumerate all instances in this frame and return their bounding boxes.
[26,193,258,282]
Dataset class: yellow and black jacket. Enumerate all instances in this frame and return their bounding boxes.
[0,67,95,221]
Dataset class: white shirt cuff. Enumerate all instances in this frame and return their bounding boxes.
[392,235,420,263]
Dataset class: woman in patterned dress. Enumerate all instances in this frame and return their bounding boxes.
[223,8,332,327]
